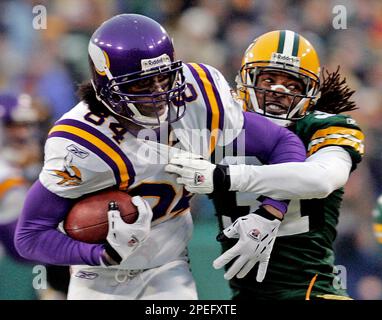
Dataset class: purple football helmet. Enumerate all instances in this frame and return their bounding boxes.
[88,14,186,128]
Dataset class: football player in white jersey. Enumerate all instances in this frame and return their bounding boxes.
[14,15,306,300]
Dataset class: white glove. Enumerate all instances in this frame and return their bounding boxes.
[165,153,217,194]
[213,209,281,282]
[105,196,153,264]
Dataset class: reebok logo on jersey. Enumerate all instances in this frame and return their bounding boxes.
[248,229,261,241]
[66,144,89,159]
[194,172,205,185]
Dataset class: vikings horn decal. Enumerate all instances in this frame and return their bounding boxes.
[88,42,112,79]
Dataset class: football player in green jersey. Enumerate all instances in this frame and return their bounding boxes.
[166,30,364,300]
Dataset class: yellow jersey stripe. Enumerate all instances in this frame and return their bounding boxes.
[305,273,318,300]
[49,125,129,190]
[188,63,221,155]
[315,294,353,300]
[308,137,364,156]
[310,126,364,142]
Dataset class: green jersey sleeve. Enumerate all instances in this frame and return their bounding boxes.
[295,111,364,170]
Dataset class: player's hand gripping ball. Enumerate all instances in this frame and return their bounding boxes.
[64,189,138,244]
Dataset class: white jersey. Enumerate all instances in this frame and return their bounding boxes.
[39,63,243,269]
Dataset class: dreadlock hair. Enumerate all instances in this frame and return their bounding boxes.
[312,66,357,114]
[77,81,112,116]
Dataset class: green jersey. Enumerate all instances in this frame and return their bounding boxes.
[214,110,364,300]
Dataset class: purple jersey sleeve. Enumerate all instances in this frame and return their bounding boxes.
[14,180,105,266]
[239,112,306,164]
[236,112,306,213]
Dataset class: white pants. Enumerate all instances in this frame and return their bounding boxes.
[67,259,197,300]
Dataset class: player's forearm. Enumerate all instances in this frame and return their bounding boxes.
[229,146,352,199]
[14,180,104,266]
[260,198,289,215]
[261,204,284,220]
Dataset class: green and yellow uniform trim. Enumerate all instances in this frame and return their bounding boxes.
[307,126,365,156]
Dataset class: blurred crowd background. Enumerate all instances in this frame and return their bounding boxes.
[0,0,381,300]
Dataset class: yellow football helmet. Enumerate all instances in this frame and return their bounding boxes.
[237,30,321,125]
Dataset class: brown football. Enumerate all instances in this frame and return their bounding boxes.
[63,189,138,244]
